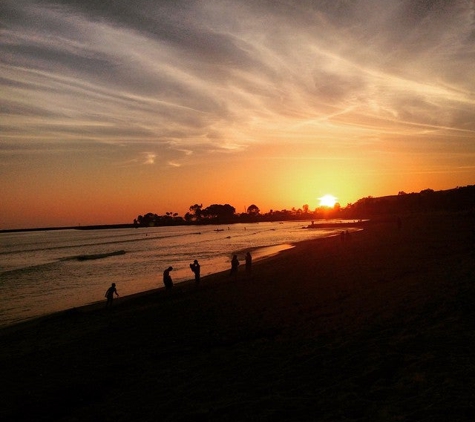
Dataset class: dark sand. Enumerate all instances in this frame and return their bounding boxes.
[1,213,475,421]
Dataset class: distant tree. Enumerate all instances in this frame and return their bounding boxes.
[139,212,159,227]
[202,204,236,222]
[246,204,260,216]
[187,204,203,222]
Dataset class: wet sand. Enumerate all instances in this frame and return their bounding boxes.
[1,212,474,421]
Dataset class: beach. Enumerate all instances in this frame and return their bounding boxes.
[0,221,341,327]
[1,212,474,421]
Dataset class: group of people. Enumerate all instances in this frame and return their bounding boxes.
[230,252,252,278]
[105,252,253,306]
[164,251,252,289]
[162,258,201,290]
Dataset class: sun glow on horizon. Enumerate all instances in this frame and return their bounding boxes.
[2,2,475,230]
[319,194,337,208]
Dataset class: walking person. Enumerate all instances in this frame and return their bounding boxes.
[163,266,173,290]
[190,259,201,284]
[105,282,119,307]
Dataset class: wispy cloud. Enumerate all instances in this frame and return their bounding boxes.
[143,152,156,165]
[2,1,474,155]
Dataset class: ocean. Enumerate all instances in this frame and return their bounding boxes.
[0,221,346,327]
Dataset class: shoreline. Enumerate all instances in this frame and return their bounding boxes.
[2,212,474,421]
[0,240,300,331]
[0,231,326,329]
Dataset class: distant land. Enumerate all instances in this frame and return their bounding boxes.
[1,185,474,233]
[0,223,136,234]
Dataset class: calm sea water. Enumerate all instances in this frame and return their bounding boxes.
[0,221,345,327]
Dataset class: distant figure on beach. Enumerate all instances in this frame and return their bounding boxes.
[230,254,239,277]
[340,230,351,242]
[105,283,119,307]
[190,259,200,284]
[163,266,173,290]
[245,252,252,277]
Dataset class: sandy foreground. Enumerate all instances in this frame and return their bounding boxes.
[1,213,474,421]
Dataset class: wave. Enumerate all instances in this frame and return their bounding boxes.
[0,230,203,256]
[1,227,265,258]
[0,260,61,279]
[1,225,292,259]
[75,250,126,261]
[0,250,127,278]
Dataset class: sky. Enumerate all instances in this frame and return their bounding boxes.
[1,0,474,229]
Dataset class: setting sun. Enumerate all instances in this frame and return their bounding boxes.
[319,194,337,208]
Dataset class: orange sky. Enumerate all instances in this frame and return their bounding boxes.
[1,1,475,229]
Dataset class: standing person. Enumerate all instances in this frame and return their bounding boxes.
[190,259,201,284]
[105,283,119,307]
[163,266,173,290]
[245,252,252,277]
[230,254,239,278]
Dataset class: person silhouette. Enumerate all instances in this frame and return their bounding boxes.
[230,254,239,278]
[163,266,173,290]
[245,252,252,277]
[105,283,119,307]
[190,259,200,284]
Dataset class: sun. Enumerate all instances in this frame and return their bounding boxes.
[319,194,337,208]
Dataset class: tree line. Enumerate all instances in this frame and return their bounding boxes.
[134,185,475,227]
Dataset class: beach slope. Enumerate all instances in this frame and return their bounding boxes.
[1,212,474,421]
